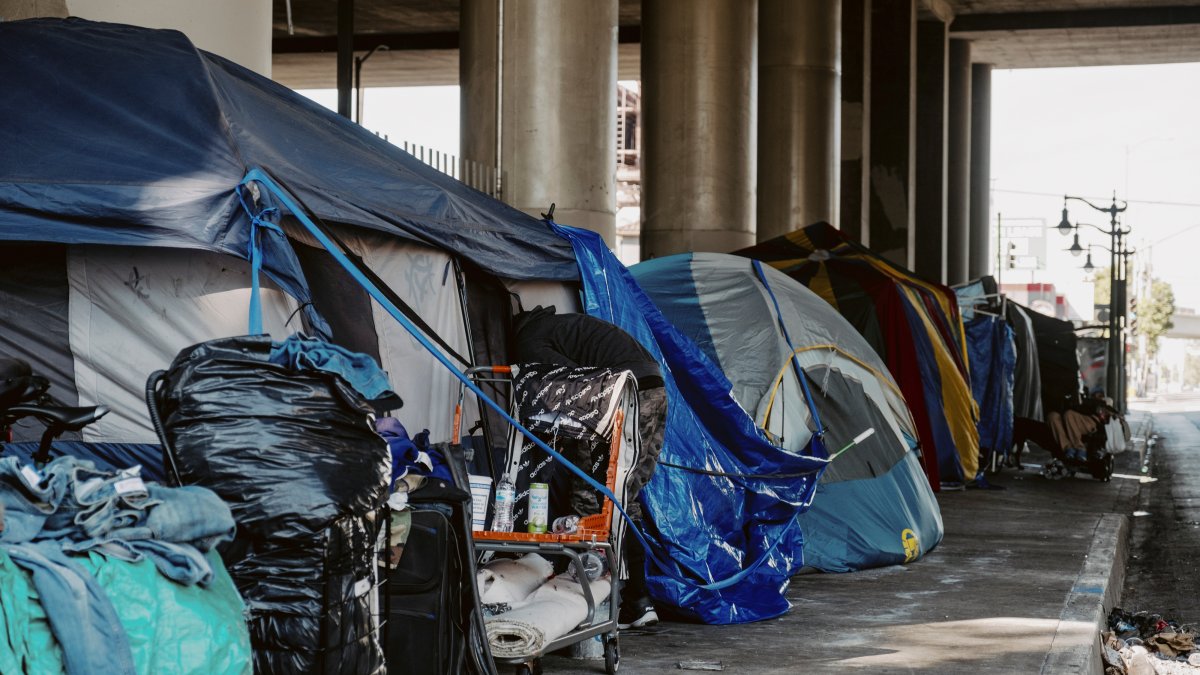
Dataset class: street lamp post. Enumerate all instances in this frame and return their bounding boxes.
[1057,194,1130,412]
[354,44,390,125]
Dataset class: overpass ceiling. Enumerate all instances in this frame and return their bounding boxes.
[271,1,1200,88]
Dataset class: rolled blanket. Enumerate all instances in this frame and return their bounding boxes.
[486,574,611,659]
[477,553,554,605]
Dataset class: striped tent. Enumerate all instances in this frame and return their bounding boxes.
[737,222,979,488]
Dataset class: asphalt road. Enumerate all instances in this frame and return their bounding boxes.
[1120,398,1200,627]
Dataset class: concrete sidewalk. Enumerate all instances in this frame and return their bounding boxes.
[542,411,1151,674]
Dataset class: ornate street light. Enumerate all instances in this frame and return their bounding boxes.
[1057,208,1074,236]
[1055,193,1130,411]
[1068,233,1085,257]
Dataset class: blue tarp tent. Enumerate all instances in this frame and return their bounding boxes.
[1,18,827,624]
[0,18,578,285]
[555,228,829,623]
[631,253,942,572]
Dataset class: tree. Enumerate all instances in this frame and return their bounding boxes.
[1140,278,1176,358]
[1093,268,1111,306]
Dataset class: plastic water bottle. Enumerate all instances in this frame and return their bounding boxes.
[571,551,605,581]
[491,476,515,532]
[552,515,581,534]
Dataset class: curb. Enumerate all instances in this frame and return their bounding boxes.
[1040,513,1130,674]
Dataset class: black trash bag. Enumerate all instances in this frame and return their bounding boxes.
[157,335,390,675]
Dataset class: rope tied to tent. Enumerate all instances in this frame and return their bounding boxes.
[237,183,282,336]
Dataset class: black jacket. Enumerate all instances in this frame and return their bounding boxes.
[512,306,664,390]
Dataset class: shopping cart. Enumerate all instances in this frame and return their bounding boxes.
[455,365,638,675]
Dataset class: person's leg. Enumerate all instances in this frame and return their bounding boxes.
[619,386,666,628]
[624,387,667,519]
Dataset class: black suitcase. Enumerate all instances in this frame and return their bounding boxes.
[385,505,466,675]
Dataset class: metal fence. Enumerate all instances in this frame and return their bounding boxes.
[399,140,502,200]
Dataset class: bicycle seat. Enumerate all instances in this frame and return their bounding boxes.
[3,404,109,431]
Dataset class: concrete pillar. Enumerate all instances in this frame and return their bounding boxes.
[867,0,916,266]
[913,19,947,282]
[0,0,66,19]
[757,0,841,241]
[68,0,272,76]
[642,0,757,258]
[461,0,618,245]
[839,0,870,242]
[946,40,972,285]
[459,0,499,169]
[969,63,993,280]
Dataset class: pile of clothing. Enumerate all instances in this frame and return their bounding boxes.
[0,455,248,674]
[1103,607,1200,674]
[479,552,611,659]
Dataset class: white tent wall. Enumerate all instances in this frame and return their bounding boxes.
[67,245,300,442]
[334,231,478,444]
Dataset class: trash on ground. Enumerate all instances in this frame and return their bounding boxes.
[677,661,725,671]
[1103,608,1200,674]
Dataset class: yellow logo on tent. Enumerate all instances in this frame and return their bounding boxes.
[901,528,919,562]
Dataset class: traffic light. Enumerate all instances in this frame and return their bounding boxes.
[1007,242,1017,269]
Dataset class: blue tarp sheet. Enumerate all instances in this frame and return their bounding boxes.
[0,18,578,286]
[553,224,828,624]
[965,316,1016,461]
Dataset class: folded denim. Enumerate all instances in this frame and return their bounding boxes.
[0,456,237,675]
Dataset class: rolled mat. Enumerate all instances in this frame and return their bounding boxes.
[477,553,554,605]
[485,574,611,659]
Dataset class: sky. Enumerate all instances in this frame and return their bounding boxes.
[991,63,1200,313]
[303,64,1200,313]
[302,86,462,156]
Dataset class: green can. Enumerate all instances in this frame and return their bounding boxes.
[528,482,550,533]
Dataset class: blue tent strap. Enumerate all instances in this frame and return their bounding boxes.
[751,259,826,439]
[236,167,776,593]
[237,185,281,336]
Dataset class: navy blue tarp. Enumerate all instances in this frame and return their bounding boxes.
[554,224,829,624]
[965,316,1016,463]
[0,18,577,285]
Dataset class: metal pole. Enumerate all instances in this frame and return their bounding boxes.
[1108,217,1119,410]
[337,0,354,119]
[354,55,364,124]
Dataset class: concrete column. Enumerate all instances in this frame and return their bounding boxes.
[839,0,870,242]
[757,0,841,241]
[0,0,66,19]
[913,19,947,283]
[459,0,499,169]
[642,0,758,258]
[969,62,993,279]
[462,0,618,245]
[946,40,972,285]
[867,0,916,266]
[68,0,272,76]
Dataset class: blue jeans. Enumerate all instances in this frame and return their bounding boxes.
[5,541,137,675]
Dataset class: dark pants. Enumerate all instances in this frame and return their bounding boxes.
[623,386,666,605]
[627,386,666,521]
